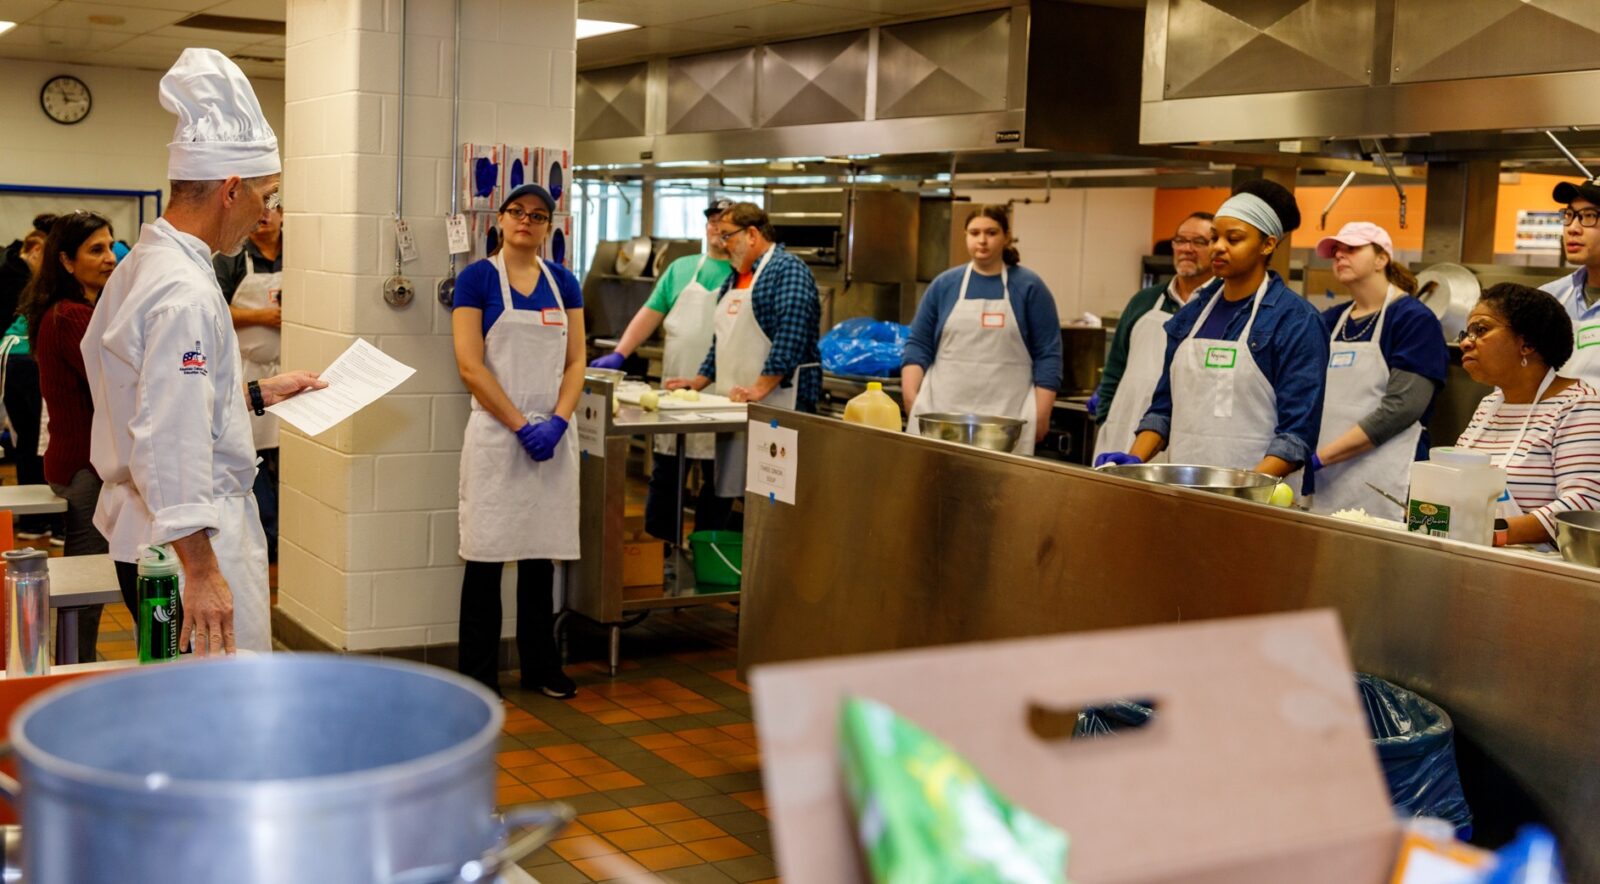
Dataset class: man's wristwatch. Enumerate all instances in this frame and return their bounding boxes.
[247,380,266,416]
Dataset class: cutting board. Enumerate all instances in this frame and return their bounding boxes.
[615,388,743,410]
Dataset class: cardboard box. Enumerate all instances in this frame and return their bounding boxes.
[621,540,664,587]
[751,610,1401,884]
[502,145,538,196]
[461,143,505,213]
[538,146,571,212]
[543,212,572,268]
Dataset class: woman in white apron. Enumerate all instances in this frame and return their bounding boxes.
[591,199,735,541]
[1454,284,1600,547]
[1093,212,1216,461]
[451,183,584,699]
[1307,223,1448,518]
[1100,181,1328,491]
[903,205,1062,456]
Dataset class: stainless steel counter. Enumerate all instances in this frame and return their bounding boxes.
[738,406,1600,872]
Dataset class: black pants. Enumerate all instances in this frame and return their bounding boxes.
[458,559,559,694]
[253,448,279,563]
[3,356,60,534]
[645,454,734,543]
[114,560,138,628]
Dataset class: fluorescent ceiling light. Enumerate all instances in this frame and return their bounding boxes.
[0,21,17,36]
[577,19,638,40]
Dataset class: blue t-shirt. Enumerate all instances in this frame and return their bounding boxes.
[451,257,583,336]
[1320,294,1449,459]
[1196,291,1253,340]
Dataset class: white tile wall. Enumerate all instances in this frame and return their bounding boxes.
[279,0,577,652]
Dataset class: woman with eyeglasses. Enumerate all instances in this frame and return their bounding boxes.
[1096,180,1328,491]
[1305,222,1448,518]
[903,205,1062,455]
[1539,179,1600,386]
[450,183,582,699]
[1455,284,1600,547]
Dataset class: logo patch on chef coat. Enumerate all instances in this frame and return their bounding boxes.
[180,341,208,376]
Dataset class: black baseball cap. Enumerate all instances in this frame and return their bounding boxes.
[1552,179,1600,206]
[704,198,734,218]
[500,183,555,213]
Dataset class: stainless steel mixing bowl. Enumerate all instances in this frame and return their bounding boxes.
[1555,510,1600,567]
[915,412,1026,452]
[1099,463,1280,503]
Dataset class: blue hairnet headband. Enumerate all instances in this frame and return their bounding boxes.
[1215,192,1284,241]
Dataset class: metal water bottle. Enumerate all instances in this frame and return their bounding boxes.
[3,548,50,677]
[136,544,183,664]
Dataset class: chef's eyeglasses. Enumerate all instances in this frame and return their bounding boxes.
[1561,208,1600,228]
[502,206,551,225]
[1170,236,1211,250]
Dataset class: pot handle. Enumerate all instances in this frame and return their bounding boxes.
[389,801,574,884]
[0,743,19,802]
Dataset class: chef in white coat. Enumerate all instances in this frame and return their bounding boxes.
[590,198,736,544]
[1092,212,1214,460]
[83,48,324,655]
[451,182,583,699]
[1541,178,1600,386]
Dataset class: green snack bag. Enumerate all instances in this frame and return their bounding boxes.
[839,695,1069,884]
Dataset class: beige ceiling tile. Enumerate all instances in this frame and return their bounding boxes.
[137,25,267,50]
[577,0,783,28]
[233,36,285,58]
[0,23,135,50]
[577,25,747,68]
[202,0,287,22]
[26,1,189,32]
[670,2,891,37]
[0,0,60,23]
[90,0,219,10]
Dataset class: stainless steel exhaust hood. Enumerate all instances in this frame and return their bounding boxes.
[574,2,1148,168]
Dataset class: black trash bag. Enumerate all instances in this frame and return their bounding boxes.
[1357,673,1473,837]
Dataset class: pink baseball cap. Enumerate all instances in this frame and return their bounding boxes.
[1316,221,1394,259]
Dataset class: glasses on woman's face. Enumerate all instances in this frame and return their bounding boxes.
[502,206,551,225]
[1561,208,1600,228]
[1457,321,1500,344]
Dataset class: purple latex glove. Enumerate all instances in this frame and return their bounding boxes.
[1094,451,1142,468]
[1085,390,1101,422]
[515,422,541,459]
[1310,453,1324,473]
[528,416,569,462]
[589,352,626,370]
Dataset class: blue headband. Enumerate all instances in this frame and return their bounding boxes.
[1216,192,1284,240]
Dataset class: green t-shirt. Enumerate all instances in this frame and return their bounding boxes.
[643,254,734,315]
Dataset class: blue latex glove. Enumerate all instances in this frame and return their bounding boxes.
[1094,452,1142,468]
[528,416,569,462]
[515,423,541,459]
[1085,390,1100,419]
[1310,453,1324,473]
[589,352,626,370]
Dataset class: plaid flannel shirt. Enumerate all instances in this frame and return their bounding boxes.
[697,244,821,412]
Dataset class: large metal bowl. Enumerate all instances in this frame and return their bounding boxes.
[1554,510,1600,567]
[915,412,1025,452]
[1099,463,1280,503]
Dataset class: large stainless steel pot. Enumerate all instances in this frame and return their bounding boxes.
[0,655,569,884]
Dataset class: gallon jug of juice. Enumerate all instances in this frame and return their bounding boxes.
[843,381,903,431]
[1405,447,1505,546]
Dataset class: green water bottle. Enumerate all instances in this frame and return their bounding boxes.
[136,545,182,664]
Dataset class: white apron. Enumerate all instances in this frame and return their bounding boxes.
[1095,282,1187,463]
[1310,288,1423,519]
[457,254,580,561]
[712,248,796,498]
[1548,268,1600,386]
[232,254,282,450]
[906,263,1038,456]
[655,255,718,461]
[1168,276,1277,470]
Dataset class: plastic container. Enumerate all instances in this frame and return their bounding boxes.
[843,381,903,431]
[1405,447,1505,546]
[136,544,183,663]
[689,530,742,586]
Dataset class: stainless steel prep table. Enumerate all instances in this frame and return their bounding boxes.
[563,375,750,674]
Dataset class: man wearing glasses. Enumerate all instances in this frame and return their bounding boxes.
[1091,212,1215,460]
[665,202,820,499]
[83,49,324,656]
[1541,179,1600,385]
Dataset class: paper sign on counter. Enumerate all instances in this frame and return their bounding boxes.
[267,338,415,437]
[746,420,799,505]
[576,390,607,457]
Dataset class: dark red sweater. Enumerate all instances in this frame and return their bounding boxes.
[36,299,95,486]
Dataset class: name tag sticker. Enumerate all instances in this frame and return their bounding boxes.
[541,307,564,326]
[1330,350,1357,369]
[726,300,741,316]
[981,311,1006,329]
[1578,325,1600,349]
[1204,346,1237,369]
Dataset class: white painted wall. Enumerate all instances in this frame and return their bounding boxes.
[958,187,1156,321]
[277,0,576,651]
[0,57,284,244]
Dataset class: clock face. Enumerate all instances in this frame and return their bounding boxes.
[41,75,91,125]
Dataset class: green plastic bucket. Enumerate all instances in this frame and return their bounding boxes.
[690,530,743,586]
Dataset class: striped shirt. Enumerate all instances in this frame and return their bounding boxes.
[1456,381,1600,538]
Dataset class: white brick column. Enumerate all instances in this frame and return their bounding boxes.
[278,0,577,653]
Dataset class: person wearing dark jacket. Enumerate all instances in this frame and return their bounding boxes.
[1,214,62,541]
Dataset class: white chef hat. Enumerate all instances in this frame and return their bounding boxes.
[159,48,280,181]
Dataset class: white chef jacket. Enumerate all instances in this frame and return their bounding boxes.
[83,218,258,562]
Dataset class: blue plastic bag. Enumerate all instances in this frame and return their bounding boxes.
[820,318,910,378]
[1358,674,1474,837]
